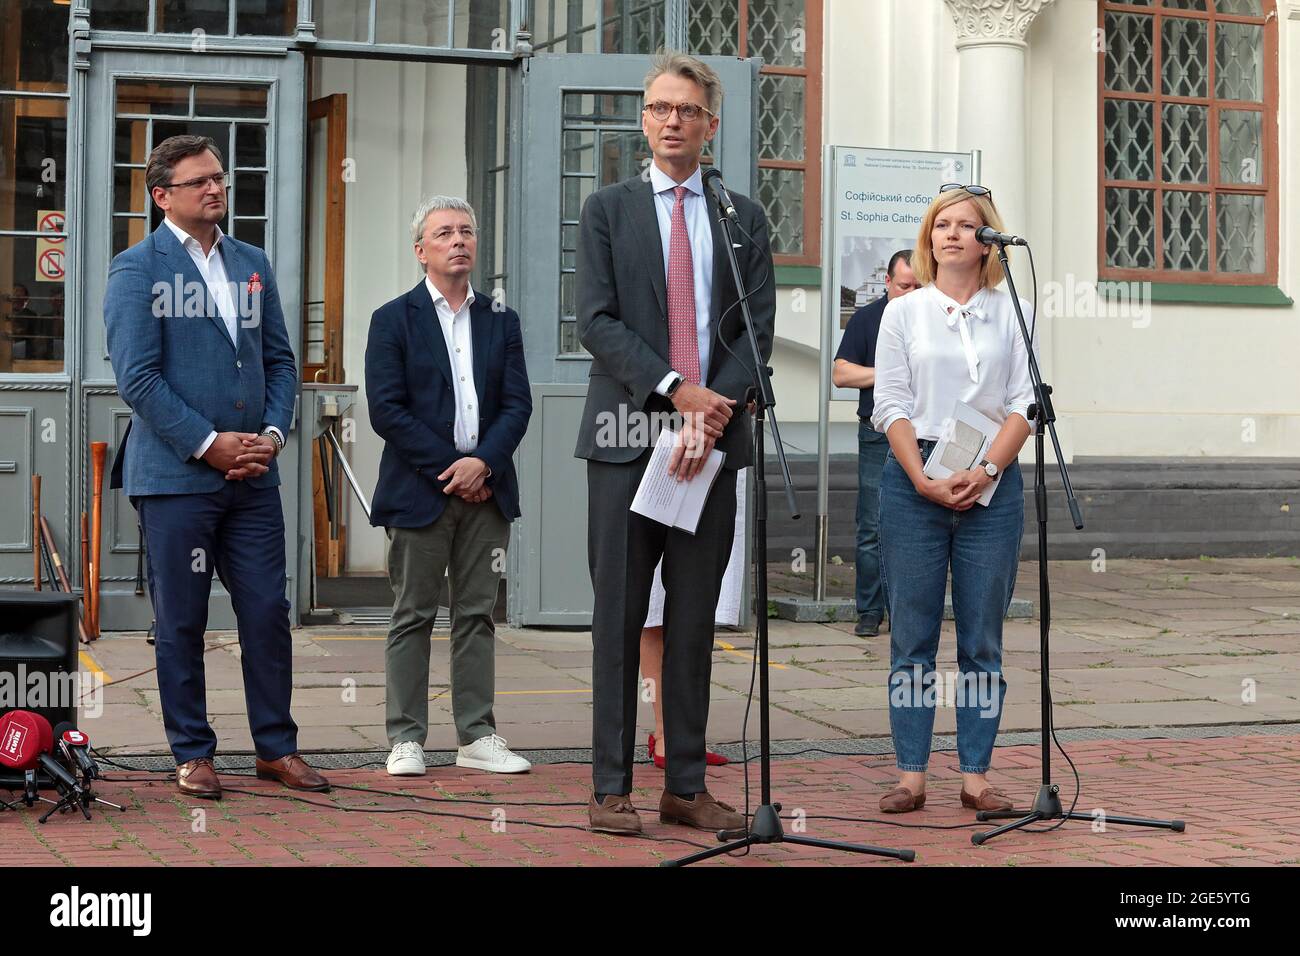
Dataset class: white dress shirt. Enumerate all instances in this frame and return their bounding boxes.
[162,218,282,461]
[648,162,714,395]
[425,277,482,455]
[871,283,1036,441]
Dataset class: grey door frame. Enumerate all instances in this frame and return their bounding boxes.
[80,46,306,630]
[508,52,760,628]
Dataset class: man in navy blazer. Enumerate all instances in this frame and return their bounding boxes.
[365,196,533,778]
[104,135,328,800]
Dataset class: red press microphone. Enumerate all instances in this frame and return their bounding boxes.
[0,710,82,794]
[53,722,100,781]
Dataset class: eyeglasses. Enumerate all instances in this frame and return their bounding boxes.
[643,100,715,123]
[939,183,992,199]
[164,172,230,191]
[425,226,477,242]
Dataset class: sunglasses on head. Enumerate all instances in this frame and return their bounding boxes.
[939,183,992,199]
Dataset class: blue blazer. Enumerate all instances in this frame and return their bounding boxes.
[104,222,297,496]
[365,282,532,528]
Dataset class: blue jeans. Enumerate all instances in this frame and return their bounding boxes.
[854,421,889,622]
[879,444,1024,774]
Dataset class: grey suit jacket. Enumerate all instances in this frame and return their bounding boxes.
[572,174,776,469]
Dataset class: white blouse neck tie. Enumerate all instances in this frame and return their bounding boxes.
[938,292,986,384]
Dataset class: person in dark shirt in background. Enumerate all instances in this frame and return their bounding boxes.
[832,249,919,637]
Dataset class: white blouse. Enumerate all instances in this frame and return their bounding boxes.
[871,283,1037,441]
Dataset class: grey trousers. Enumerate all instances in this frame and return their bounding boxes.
[385,496,509,747]
[587,453,738,796]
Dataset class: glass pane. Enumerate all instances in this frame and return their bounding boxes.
[317,0,371,42]
[1160,103,1207,184]
[195,84,268,119]
[0,236,65,371]
[561,175,593,221]
[1104,12,1153,94]
[559,319,582,354]
[1216,194,1264,273]
[114,166,149,214]
[1104,187,1155,269]
[1163,0,1207,9]
[1104,99,1154,181]
[748,0,806,68]
[0,0,70,92]
[1216,21,1263,102]
[151,119,230,153]
[1215,0,1262,13]
[377,0,450,46]
[233,172,266,215]
[1162,190,1210,271]
[757,73,804,162]
[1219,109,1263,184]
[91,0,150,32]
[560,270,574,315]
[601,0,662,54]
[598,130,651,186]
[561,223,578,250]
[688,0,739,57]
[117,81,191,117]
[530,0,598,53]
[115,119,149,165]
[563,130,595,175]
[757,166,804,257]
[236,0,298,36]
[112,216,148,258]
[235,123,267,168]
[1161,17,1208,98]
[1,98,69,228]
[455,0,510,50]
[156,0,232,36]
[562,92,642,126]
[233,218,265,249]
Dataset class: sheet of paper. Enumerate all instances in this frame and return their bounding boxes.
[922,401,1002,506]
[630,428,727,533]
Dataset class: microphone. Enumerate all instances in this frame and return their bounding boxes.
[701,168,739,222]
[976,226,1028,247]
[54,722,100,781]
[0,710,82,795]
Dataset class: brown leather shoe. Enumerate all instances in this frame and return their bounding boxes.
[879,786,925,813]
[658,790,745,831]
[254,754,331,792]
[960,787,1014,812]
[176,757,221,800]
[589,793,642,834]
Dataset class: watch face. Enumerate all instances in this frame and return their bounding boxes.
[985,462,997,477]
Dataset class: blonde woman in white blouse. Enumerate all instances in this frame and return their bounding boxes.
[869,184,1035,814]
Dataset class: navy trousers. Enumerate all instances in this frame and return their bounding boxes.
[134,482,298,764]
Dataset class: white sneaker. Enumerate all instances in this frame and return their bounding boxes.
[386,740,426,776]
[456,734,531,774]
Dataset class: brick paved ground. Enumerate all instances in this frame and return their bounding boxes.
[7,557,1297,866]
[4,733,1297,866]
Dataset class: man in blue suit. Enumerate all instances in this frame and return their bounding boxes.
[104,135,328,799]
[365,196,533,778]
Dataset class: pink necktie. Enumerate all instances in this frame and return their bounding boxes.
[667,185,701,385]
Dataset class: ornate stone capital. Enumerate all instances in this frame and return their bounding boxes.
[944,0,1056,49]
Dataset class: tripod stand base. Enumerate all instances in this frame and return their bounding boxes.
[662,803,916,866]
[970,784,1185,845]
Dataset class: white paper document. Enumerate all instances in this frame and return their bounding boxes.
[922,401,1003,507]
[630,428,727,533]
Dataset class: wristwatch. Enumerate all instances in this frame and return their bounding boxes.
[664,373,685,398]
[980,458,999,478]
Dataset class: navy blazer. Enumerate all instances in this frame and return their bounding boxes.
[104,222,297,496]
[365,282,532,528]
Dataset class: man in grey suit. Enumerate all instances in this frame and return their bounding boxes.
[575,53,775,833]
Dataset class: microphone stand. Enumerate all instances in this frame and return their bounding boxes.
[971,241,1185,844]
[665,200,914,866]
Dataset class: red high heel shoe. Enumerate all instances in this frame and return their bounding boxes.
[648,733,730,768]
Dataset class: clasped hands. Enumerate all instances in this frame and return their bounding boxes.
[916,466,993,511]
[665,382,744,482]
[438,456,493,504]
[202,431,276,480]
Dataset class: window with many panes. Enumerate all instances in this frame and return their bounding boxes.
[1100,0,1277,284]
[689,0,821,267]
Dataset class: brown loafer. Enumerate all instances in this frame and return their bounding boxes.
[589,793,642,834]
[177,757,221,800]
[960,787,1014,812]
[255,753,331,792]
[658,790,745,831]
[879,786,925,813]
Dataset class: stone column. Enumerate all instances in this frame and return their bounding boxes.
[944,0,1055,250]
